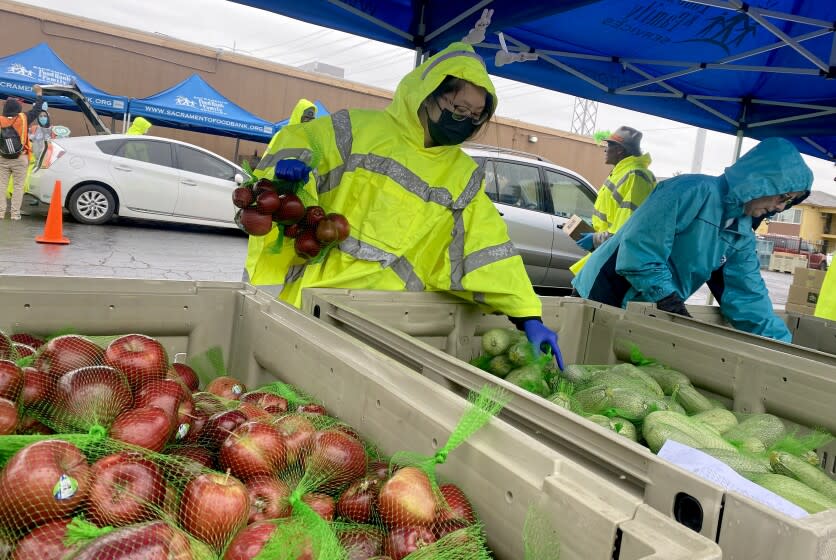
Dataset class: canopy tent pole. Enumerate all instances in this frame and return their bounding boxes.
[233,138,241,163]
[122,113,130,134]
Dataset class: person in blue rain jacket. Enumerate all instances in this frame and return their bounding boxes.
[572,137,812,343]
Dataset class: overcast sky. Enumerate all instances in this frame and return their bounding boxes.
[19,0,836,195]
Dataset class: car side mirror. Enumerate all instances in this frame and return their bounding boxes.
[234,173,244,185]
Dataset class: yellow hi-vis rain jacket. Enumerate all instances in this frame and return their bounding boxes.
[247,43,541,318]
[815,265,835,320]
[570,153,655,275]
[244,99,317,287]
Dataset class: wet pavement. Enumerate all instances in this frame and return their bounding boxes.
[0,199,792,307]
[0,201,247,281]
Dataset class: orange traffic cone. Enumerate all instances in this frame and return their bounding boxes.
[35,180,70,245]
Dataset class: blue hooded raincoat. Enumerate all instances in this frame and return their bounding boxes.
[572,138,813,342]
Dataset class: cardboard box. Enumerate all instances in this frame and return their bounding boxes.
[792,267,826,290]
[563,214,595,240]
[787,285,820,306]
[785,301,817,316]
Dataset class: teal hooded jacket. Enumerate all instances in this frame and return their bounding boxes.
[572,137,813,342]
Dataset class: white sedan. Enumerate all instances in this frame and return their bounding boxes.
[30,135,244,228]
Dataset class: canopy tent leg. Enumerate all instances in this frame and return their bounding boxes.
[233,138,241,164]
[122,113,130,134]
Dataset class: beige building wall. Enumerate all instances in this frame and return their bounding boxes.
[0,0,610,188]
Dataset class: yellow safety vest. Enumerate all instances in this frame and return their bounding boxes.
[247,43,542,318]
[814,265,836,320]
[570,153,655,275]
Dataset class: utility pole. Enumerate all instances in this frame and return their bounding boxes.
[570,97,598,136]
[691,128,707,173]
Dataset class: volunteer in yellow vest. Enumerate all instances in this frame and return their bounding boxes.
[570,126,655,275]
[243,99,317,288]
[815,253,836,320]
[246,43,563,367]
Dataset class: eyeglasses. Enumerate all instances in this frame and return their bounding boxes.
[777,193,796,204]
[436,95,489,125]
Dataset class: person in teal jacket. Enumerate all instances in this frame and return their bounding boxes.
[572,137,813,342]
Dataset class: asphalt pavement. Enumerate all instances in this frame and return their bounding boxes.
[0,199,793,308]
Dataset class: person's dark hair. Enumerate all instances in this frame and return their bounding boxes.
[429,76,495,136]
[2,98,22,117]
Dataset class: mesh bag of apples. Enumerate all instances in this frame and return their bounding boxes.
[0,330,527,559]
[232,160,350,262]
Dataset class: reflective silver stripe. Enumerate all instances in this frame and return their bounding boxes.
[331,110,353,163]
[256,148,313,170]
[449,211,466,290]
[285,265,306,284]
[317,167,344,195]
[474,292,486,304]
[242,269,250,283]
[592,209,609,224]
[420,51,485,80]
[452,167,484,210]
[463,241,518,277]
[620,200,639,211]
[339,237,424,291]
[603,179,618,194]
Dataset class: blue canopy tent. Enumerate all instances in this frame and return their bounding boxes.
[231,0,836,161]
[0,42,127,117]
[127,74,274,143]
[273,100,331,134]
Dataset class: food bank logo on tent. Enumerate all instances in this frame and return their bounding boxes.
[175,95,197,108]
[33,65,75,86]
[6,63,33,78]
[195,96,227,115]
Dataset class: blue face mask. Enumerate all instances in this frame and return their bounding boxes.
[38,116,48,126]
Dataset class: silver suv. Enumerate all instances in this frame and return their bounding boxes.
[463,144,597,292]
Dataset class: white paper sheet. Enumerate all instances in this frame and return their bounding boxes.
[658,440,808,519]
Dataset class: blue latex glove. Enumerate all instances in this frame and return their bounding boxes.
[575,233,594,251]
[523,319,565,371]
[274,159,311,182]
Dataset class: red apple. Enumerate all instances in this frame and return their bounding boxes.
[34,334,103,378]
[71,520,198,559]
[315,219,340,244]
[385,526,437,560]
[436,483,476,524]
[11,518,79,560]
[11,343,35,359]
[223,521,276,560]
[327,213,351,241]
[255,178,277,194]
[10,333,45,349]
[273,414,316,466]
[135,378,194,440]
[232,186,255,209]
[103,334,169,390]
[302,492,335,521]
[219,421,287,481]
[284,222,303,238]
[206,376,247,401]
[296,403,327,415]
[368,460,391,481]
[241,391,289,414]
[240,207,273,236]
[17,415,53,434]
[295,230,322,259]
[274,194,305,226]
[0,360,23,401]
[246,476,291,523]
[378,467,437,528]
[433,517,471,540]
[88,452,166,527]
[257,190,282,215]
[21,367,55,411]
[338,526,385,560]
[109,405,174,452]
[337,475,383,523]
[168,362,200,392]
[179,472,250,551]
[303,205,326,228]
[192,391,227,414]
[236,401,273,422]
[169,445,216,470]
[0,440,90,529]
[181,407,210,444]
[200,409,248,449]
[54,365,133,431]
[0,397,17,435]
[306,429,366,493]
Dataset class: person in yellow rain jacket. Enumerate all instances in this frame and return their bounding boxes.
[570,126,655,275]
[815,254,835,320]
[126,117,152,136]
[243,99,318,286]
[246,42,564,367]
